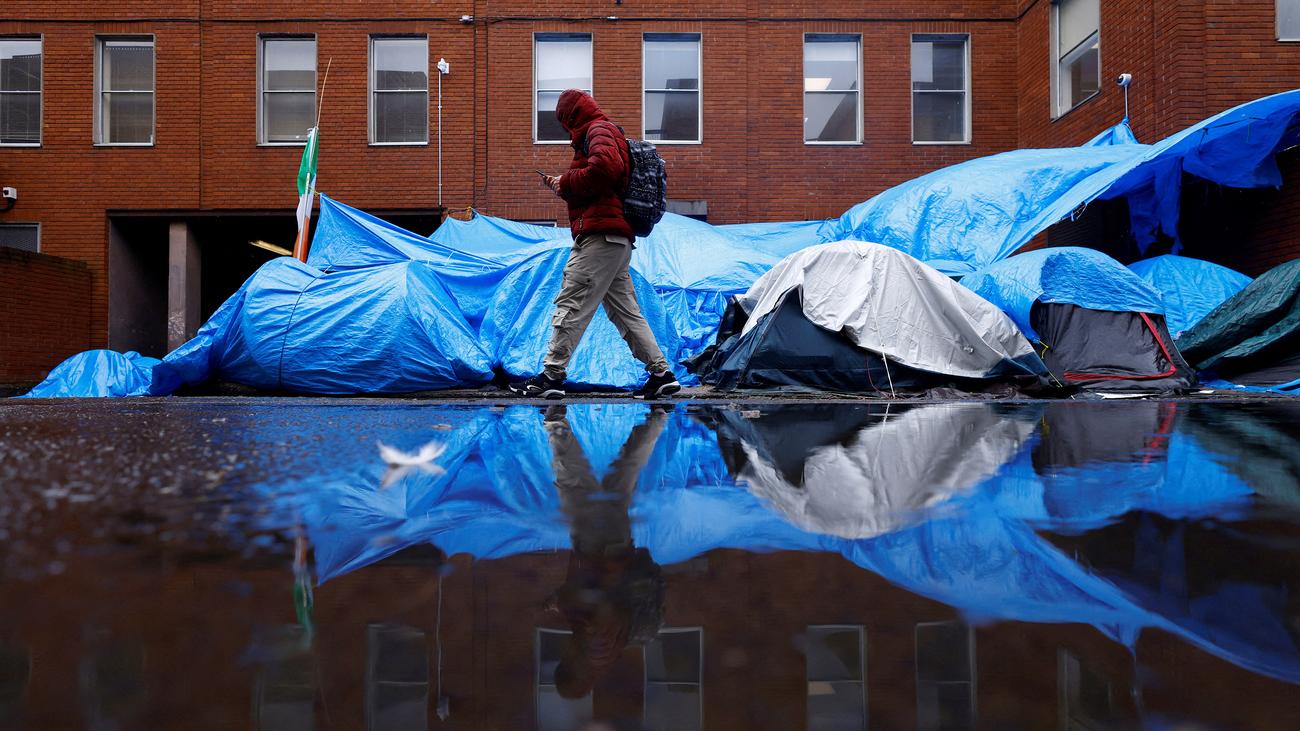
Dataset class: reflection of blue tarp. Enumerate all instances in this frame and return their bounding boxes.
[827,90,1300,274]
[961,247,1167,342]
[1128,255,1253,338]
[261,402,1300,683]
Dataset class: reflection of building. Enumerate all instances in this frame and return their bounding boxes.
[6,2,1300,384]
[4,542,1298,730]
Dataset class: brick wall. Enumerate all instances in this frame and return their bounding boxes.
[0,248,92,385]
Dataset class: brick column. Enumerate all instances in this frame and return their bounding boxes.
[167,221,200,351]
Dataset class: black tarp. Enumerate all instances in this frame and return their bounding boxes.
[1029,302,1196,392]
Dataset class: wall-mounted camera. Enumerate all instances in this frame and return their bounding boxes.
[1116,73,1133,88]
[1,187,15,201]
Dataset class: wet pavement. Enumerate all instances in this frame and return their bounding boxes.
[1,397,1298,730]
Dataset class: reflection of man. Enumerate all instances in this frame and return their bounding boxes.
[543,404,668,700]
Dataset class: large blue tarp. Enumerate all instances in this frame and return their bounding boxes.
[961,247,1167,342]
[250,402,1300,683]
[1128,255,1253,338]
[827,90,1300,274]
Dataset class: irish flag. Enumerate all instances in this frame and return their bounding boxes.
[292,126,319,261]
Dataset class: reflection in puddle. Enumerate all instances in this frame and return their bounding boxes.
[0,399,1298,728]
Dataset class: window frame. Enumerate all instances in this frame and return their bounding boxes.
[910,33,971,146]
[0,222,40,253]
[914,620,977,731]
[257,34,318,147]
[535,628,593,731]
[0,35,44,147]
[368,34,429,147]
[533,32,593,145]
[803,33,863,146]
[1050,0,1102,119]
[642,32,703,145]
[1280,0,1300,41]
[93,35,156,147]
[642,626,704,731]
[805,624,867,731]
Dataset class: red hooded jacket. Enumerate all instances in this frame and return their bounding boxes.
[555,90,634,241]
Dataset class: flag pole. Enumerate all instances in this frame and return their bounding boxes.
[293,58,331,262]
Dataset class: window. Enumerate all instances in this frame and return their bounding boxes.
[253,625,314,731]
[805,625,866,731]
[644,628,703,731]
[1058,650,1128,730]
[804,34,861,144]
[915,621,976,731]
[0,37,41,145]
[1053,0,1101,116]
[95,37,154,145]
[366,624,429,729]
[259,36,316,144]
[912,34,970,144]
[643,33,701,143]
[0,223,39,252]
[370,36,428,144]
[536,629,593,731]
[534,33,592,143]
[1281,1,1300,40]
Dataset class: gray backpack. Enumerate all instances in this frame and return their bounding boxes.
[585,123,668,237]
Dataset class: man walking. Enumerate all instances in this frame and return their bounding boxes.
[510,89,680,400]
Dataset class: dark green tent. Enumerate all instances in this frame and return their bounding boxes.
[1177,259,1300,386]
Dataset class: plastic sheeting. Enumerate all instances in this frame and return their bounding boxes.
[258,401,1300,682]
[961,246,1167,343]
[738,241,1047,379]
[827,90,1300,274]
[1128,255,1253,339]
[22,350,161,398]
[1177,259,1300,383]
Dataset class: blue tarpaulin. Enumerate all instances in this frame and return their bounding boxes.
[1128,255,1253,338]
[961,247,1167,342]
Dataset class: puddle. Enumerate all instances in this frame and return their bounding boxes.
[0,398,1298,729]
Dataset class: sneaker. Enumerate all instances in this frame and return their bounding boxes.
[509,373,566,399]
[635,370,681,400]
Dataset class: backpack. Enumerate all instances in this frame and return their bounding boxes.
[584,123,668,237]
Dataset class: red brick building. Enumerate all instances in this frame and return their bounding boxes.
[3,1,1300,382]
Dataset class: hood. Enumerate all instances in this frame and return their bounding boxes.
[556,89,609,144]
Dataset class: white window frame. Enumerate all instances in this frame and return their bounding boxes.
[642,626,704,731]
[94,35,156,147]
[0,35,43,147]
[805,624,867,731]
[365,623,429,729]
[1051,0,1101,118]
[533,32,593,145]
[1279,0,1300,41]
[0,222,40,253]
[642,32,702,145]
[803,33,862,146]
[257,34,317,147]
[910,33,971,146]
[368,35,429,146]
[915,621,977,731]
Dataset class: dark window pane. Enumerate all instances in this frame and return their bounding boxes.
[645,91,698,141]
[0,40,41,92]
[645,39,699,90]
[369,625,428,683]
[0,93,40,144]
[370,683,427,729]
[0,225,39,252]
[911,39,965,92]
[373,38,427,91]
[538,686,592,731]
[645,631,700,683]
[1068,44,1101,107]
[536,38,592,90]
[917,682,974,731]
[804,39,858,91]
[806,628,862,682]
[104,92,153,143]
[804,92,858,142]
[913,92,966,142]
[104,42,153,91]
[916,623,971,682]
[808,681,866,731]
[374,91,428,143]
[264,39,316,91]
[265,92,315,142]
[537,630,569,684]
[536,90,568,141]
[644,684,701,731]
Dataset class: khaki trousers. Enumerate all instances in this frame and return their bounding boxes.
[542,233,669,380]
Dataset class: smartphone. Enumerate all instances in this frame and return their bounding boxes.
[534,170,547,177]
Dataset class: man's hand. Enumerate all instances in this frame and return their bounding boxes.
[541,174,562,195]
